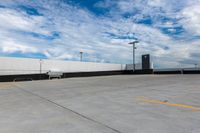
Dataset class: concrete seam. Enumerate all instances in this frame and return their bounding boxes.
[13,84,122,133]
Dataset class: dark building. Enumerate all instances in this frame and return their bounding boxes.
[142,54,151,70]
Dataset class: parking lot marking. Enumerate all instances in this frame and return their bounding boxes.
[138,97,200,111]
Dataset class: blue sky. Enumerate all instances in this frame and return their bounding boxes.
[0,0,200,68]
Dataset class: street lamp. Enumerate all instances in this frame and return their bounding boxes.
[129,40,139,72]
[39,59,43,74]
[194,63,198,69]
[80,51,83,62]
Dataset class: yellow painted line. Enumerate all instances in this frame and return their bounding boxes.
[138,97,200,111]
[0,84,13,89]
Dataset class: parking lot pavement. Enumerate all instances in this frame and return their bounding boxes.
[0,75,200,133]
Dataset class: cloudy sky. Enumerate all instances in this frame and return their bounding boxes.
[0,0,199,68]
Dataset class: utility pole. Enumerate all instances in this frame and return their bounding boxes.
[194,63,198,69]
[129,41,139,72]
[80,51,83,62]
[39,59,43,74]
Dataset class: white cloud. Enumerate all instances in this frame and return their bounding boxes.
[179,5,200,35]
[0,8,47,34]
[147,0,165,7]
[0,0,199,68]
[1,39,38,53]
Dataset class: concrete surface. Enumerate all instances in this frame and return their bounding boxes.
[0,75,200,133]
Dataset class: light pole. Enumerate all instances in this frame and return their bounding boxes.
[39,59,43,74]
[80,51,83,62]
[194,63,198,69]
[129,41,139,72]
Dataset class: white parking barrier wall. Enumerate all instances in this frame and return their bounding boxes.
[0,57,126,75]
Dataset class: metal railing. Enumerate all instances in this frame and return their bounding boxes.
[154,67,200,71]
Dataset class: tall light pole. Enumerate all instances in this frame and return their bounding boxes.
[194,63,198,69]
[39,59,43,74]
[129,40,139,72]
[80,51,83,62]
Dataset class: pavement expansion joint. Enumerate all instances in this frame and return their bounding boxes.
[13,84,122,133]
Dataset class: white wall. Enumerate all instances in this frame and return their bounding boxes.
[0,57,126,75]
[125,64,142,70]
[126,62,154,70]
